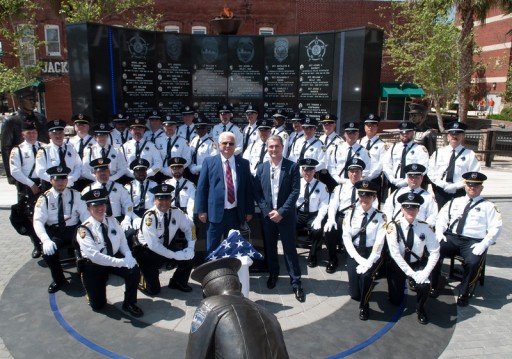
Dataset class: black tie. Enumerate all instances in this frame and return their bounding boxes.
[78,138,85,159]
[138,182,145,209]
[351,186,356,204]
[186,126,191,142]
[243,128,251,152]
[259,143,267,165]
[299,140,308,161]
[101,147,106,158]
[175,180,181,208]
[121,131,126,144]
[400,145,408,178]
[366,139,371,151]
[344,146,353,178]
[32,144,38,157]
[456,199,473,235]
[405,224,414,263]
[102,183,113,216]
[101,222,114,256]
[193,138,201,164]
[57,193,65,229]
[163,212,170,248]
[58,146,66,167]
[358,212,368,250]
[304,182,310,213]
[135,141,141,159]
[446,149,456,182]
[167,137,173,164]
[223,124,227,132]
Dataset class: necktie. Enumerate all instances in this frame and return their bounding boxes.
[351,186,356,204]
[138,182,145,209]
[446,149,456,183]
[304,182,310,213]
[366,139,371,151]
[193,138,201,164]
[135,141,141,159]
[358,212,368,250]
[225,160,235,204]
[175,180,181,208]
[102,183,113,216]
[243,128,251,152]
[223,124,226,132]
[344,147,353,178]
[186,126,191,142]
[456,199,473,235]
[405,224,414,263]
[58,146,66,166]
[167,137,173,164]
[101,223,114,256]
[259,143,267,165]
[57,193,65,229]
[32,144,37,157]
[163,212,170,248]
[101,147,106,158]
[78,138,85,159]
[151,133,155,142]
[299,140,308,161]
[400,145,408,178]
[121,131,126,144]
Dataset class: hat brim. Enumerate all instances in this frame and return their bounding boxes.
[191,257,242,284]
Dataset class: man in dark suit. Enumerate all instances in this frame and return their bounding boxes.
[196,132,255,254]
[254,135,305,302]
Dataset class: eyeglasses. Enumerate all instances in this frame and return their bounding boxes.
[221,142,235,146]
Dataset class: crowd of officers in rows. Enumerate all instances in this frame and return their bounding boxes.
[2,86,502,324]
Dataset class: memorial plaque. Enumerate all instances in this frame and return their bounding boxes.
[263,36,300,100]
[116,28,157,119]
[298,33,335,100]
[192,36,228,97]
[227,36,264,99]
[297,101,334,121]
[195,98,226,125]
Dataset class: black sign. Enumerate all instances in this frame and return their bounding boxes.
[192,36,228,98]
[263,36,299,100]
[227,36,264,99]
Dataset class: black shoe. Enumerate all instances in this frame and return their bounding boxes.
[122,303,144,317]
[429,287,439,298]
[326,262,337,274]
[32,247,42,259]
[267,275,278,289]
[293,285,305,302]
[359,306,369,321]
[48,280,67,293]
[168,280,192,292]
[417,311,429,325]
[457,294,469,307]
[307,255,317,268]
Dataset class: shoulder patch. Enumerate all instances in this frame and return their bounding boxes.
[212,143,217,150]
[283,133,288,140]
[78,227,87,239]
[145,216,153,227]
[382,213,387,222]
[35,196,43,208]
[494,206,500,214]
[191,303,210,333]
[36,151,43,159]
[322,146,326,152]
[386,222,395,234]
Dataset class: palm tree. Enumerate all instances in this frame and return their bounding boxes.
[456,0,512,122]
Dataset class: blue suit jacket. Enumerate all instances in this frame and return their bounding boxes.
[195,155,255,224]
[254,158,300,220]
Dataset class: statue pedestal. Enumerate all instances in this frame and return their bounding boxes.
[209,18,242,35]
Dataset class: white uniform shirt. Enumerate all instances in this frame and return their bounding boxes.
[242,123,259,152]
[211,122,244,155]
[109,128,131,148]
[359,136,386,181]
[189,134,218,175]
[9,140,44,187]
[165,177,196,221]
[327,183,379,221]
[177,123,198,143]
[143,128,165,143]
[383,141,429,187]
[296,178,329,222]
[383,187,438,227]
[125,178,157,215]
[154,134,192,176]
[35,142,83,187]
[67,134,96,159]
[290,136,326,171]
[285,131,304,158]
[327,142,371,184]
[271,125,289,150]
[243,138,269,176]
[121,139,162,178]
[82,181,135,220]
[81,144,127,182]
[428,144,480,188]
[320,132,344,164]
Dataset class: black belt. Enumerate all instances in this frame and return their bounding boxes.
[298,210,318,215]
[445,231,483,242]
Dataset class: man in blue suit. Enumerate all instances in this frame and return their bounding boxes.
[196,132,255,254]
[254,135,305,302]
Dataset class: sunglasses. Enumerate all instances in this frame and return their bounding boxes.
[221,142,235,146]
[402,204,420,209]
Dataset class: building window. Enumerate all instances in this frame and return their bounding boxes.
[191,26,207,35]
[164,25,180,33]
[17,24,36,67]
[45,25,61,56]
[259,27,274,36]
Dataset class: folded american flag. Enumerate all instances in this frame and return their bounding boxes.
[206,231,264,261]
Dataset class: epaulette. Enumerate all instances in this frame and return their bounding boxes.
[82,221,91,227]
[44,189,51,195]
[418,220,428,224]
[375,209,382,213]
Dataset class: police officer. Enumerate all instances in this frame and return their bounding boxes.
[386,192,440,325]
[35,120,82,190]
[186,258,289,359]
[428,121,480,209]
[328,121,371,185]
[188,113,217,184]
[9,120,45,257]
[177,105,198,143]
[33,166,88,293]
[271,109,289,148]
[143,110,165,143]
[67,113,96,160]
[241,105,259,153]
[1,86,48,185]
[165,157,196,221]
[77,188,143,317]
[383,122,429,193]
[430,172,502,306]
[124,159,157,222]
[319,113,343,163]
[383,164,438,227]
[359,114,387,200]
[342,180,387,320]
[285,112,305,158]
[242,119,272,176]
[135,184,195,295]
[82,123,127,183]
[296,159,329,268]
[211,104,244,155]
[289,117,326,171]
[109,113,131,148]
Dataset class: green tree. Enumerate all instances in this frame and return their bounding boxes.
[380,0,459,131]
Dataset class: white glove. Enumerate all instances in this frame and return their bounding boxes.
[438,235,447,243]
[444,183,458,194]
[182,248,195,260]
[414,270,430,284]
[356,264,370,274]
[132,217,142,230]
[173,250,187,261]
[471,242,488,256]
[395,179,408,188]
[434,179,447,189]
[367,253,379,265]
[123,256,137,269]
[311,219,323,230]
[120,218,132,232]
[42,241,57,256]
[324,218,337,232]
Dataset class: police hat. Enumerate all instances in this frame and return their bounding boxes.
[257,119,272,130]
[218,104,233,114]
[162,114,178,126]
[404,163,426,175]
[14,86,36,99]
[347,158,366,171]
[21,119,37,131]
[343,121,360,132]
[272,109,287,118]
[194,112,210,127]
[320,114,337,123]
[355,180,379,194]
[112,113,129,122]
[302,117,318,128]
[462,171,487,185]
[149,184,175,198]
[398,122,416,132]
[81,188,109,206]
[170,157,187,167]
[71,113,91,124]
[244,105,259,114]
[446,121,467,133]
[130,158,150,171]
[191,257,242,287]
[92,123,113,134]
[363,113,381,123]
[290,112,305,121]
[46,165,71,179]
[408,103,427,114]
[146,110,162,121]
[299,158,319,170]
[397,192,424,208]
[181,105,196,115]
[129,118,146,128]
[90,157,111,171]
[46,119,67,132]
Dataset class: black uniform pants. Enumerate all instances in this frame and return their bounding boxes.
[42,225,78,284]
[433,185,465,210]
[135,247,194,295]
[431,232,486,296]
[346,247,383,309]
[387,260,430,313]
[296,211,324,257]
[81,261,140,310]
[323,213,344,264]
